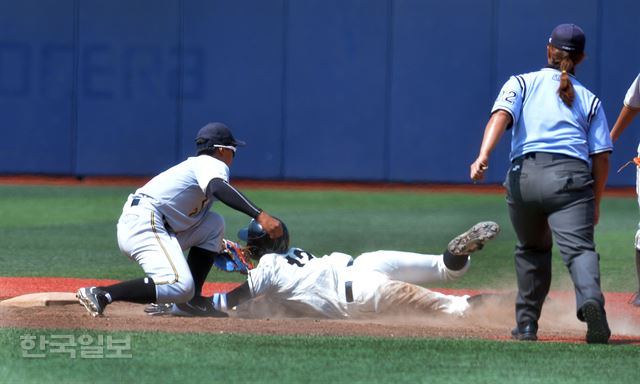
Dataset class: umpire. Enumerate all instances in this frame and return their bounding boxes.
[470,24,612,343]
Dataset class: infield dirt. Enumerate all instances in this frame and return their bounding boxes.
[1,278,639,344]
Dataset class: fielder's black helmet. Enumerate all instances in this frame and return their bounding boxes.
[195,122,246,154]
[238,219,289,259]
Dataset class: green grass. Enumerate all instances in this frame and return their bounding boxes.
[1,328,638,384]
[0,184,638,291]
[1,184,639,383]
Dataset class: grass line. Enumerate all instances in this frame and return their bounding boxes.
[1,328,638,384]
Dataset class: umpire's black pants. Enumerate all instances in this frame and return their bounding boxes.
[504,152,605,327]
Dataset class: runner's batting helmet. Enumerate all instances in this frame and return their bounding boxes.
[238,219,289,259]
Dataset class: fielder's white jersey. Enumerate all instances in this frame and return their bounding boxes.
[625,73,640,110]
[247,248,355,318]
[624,74,640,154]
[135,155,229,232]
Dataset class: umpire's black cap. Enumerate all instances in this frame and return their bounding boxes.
[195,122,246,151]
[548,23,585,54]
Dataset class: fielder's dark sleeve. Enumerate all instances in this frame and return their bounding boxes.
[207,178,262,218]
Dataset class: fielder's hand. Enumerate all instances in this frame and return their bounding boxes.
[256,211,284,239]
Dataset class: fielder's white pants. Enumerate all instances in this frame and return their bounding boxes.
[116,194,224,303]
[635,162,640,250]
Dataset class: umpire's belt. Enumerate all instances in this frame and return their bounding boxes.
[513,152,575,163]
[345,259,354,303]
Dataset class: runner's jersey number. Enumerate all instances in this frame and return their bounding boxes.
[285,248,315,267]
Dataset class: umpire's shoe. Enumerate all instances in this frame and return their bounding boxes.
[77,287,109,317]
[511,321,538,341]
[171,295,228,318]
[581,299,611,344]
[448,221,500,256]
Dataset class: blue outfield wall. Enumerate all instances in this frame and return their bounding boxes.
[1,0,639,186]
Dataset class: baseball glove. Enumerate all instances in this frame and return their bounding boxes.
[212,239,254,274]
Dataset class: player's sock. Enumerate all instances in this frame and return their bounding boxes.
[442,250,469,271]
[187,246,217,296]
[100,277,156,304]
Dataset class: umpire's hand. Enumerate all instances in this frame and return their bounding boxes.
[256,211,284,239]
[470,156,489,181]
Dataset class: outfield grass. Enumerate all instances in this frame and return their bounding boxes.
[1,327,638,384]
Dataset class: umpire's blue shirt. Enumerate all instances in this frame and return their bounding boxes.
[492,68,612,164]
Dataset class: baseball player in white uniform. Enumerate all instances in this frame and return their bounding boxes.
[610,73,640,306]
[149,220,500,319]
[77,122,284,317]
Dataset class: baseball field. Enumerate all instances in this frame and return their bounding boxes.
[1,179,639,383]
